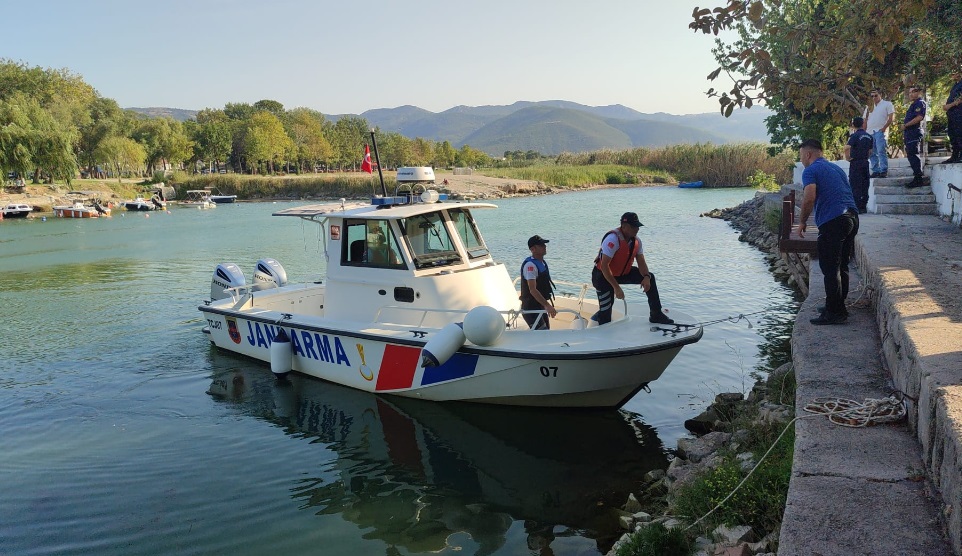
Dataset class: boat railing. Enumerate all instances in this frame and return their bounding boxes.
[372,304,613,331]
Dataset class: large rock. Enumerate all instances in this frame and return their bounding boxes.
[677,431,732,462]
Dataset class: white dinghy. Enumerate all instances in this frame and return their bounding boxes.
[199,167,702,408]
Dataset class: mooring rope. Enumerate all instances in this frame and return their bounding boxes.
[803,394,906,427]
[681,390,907,532]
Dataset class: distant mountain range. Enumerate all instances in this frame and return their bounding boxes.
[127,101,772,156]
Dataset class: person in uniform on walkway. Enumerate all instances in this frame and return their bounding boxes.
[903,86,928,187]
[942,70,962,164]
[845,116,873,214]
[866,89,895,178]
[798,139,860,325]
[520,235,556,330]
[591,212,674,325]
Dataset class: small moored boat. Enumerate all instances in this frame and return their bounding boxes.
[199,165,702,408]
[181,190,216,209]
[124,197,156,211]
[208,188,237,204]
[53,201,111,218]
[2,203,33,218]
[678,181,704,188]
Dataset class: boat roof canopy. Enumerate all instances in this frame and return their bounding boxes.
[273,200,497,220]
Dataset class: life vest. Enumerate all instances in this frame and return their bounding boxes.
[594,229,639,277]
[520,256,555,306]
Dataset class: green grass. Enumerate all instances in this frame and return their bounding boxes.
[615,522,692,556]
[478,164,673,188]
[173,173,385,200]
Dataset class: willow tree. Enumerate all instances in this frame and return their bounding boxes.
[243,111,293,174]
[94,136,146,180]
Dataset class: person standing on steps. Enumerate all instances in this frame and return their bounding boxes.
[903,86,928,188]
[942,70,962,164]
[591,212,675,326]
[520,235,556,330]
[797,139,859,326]
[845,116,873,214]
[866,89,895,178]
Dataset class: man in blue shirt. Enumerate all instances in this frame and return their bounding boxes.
[845,116,873,214]
[942,71,962,164]
[903,86,927,187]
[798,139,860,325]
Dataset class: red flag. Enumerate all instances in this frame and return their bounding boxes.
[361,144,373,174]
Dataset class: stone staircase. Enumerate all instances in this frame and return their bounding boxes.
[867,156,947,215]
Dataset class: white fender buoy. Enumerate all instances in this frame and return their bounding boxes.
[570,317,587,330]
[421,323,465,368]
[270,328,293,378]
[463,306,505,346]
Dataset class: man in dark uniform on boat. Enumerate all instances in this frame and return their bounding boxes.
[591,212,674,326]
[520,235,557,329]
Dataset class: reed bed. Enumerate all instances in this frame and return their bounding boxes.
[176,173,389,200]
[480,164,674,188]
[556,143,795,187]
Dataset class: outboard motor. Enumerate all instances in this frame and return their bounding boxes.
[93,201,108,215]
[252,258,288,291]
[151,195,164,209]
[211,263,246,300]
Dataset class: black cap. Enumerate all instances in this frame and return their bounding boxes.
[528,235,549,248]
[620,212,643,228]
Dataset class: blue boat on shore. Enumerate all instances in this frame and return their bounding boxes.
[678,181,704,188]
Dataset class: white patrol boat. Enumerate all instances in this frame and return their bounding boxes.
[199,166,702,408]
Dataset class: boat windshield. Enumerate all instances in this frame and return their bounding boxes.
[401,211,462,269]
[448,208,489,259]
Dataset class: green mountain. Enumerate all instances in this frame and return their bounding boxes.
[127,107,197,121]
[460,106,731,156]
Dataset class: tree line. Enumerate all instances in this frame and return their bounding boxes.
[0,60,492,184]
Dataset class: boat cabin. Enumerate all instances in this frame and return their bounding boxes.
[274,178,519,327]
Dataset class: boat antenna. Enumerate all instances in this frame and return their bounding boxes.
[370,130,387,198]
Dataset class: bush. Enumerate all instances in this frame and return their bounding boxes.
[616,522,692,556]
[763,207,782,234]
[748,170,781,192]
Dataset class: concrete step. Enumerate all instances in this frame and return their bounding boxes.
[873,185,935,195]
[874,168,915,178]
[875,203,939,215]
[875,193,936,204]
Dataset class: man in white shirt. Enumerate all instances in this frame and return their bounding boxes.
[865,89,895,178]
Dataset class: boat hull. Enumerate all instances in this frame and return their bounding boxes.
[53,207,107,218]
[200,301,700,409]
[210,195,236,204]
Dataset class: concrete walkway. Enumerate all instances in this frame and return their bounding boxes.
[779,213,961,555]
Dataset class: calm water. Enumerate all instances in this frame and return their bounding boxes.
[0,187,798,555]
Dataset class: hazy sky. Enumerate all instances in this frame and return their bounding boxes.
[5,0,728,116]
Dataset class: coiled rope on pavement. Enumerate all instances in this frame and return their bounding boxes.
[803,394,906,427]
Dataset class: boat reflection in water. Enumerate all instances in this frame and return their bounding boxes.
[207,360,670,554]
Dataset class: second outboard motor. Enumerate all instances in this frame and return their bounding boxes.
[211,263,246,300]
[252,258,288,291]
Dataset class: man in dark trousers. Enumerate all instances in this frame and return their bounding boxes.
[797,139,860,325]
[591,212,674,325]
[845,116,873,214]
[942,70,962,164]
[520,235,556,329]
[903,86,928,187]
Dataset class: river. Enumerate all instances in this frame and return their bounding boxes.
[0,186,798,555]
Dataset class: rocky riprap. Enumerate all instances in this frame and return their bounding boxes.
[607,363,795,556]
